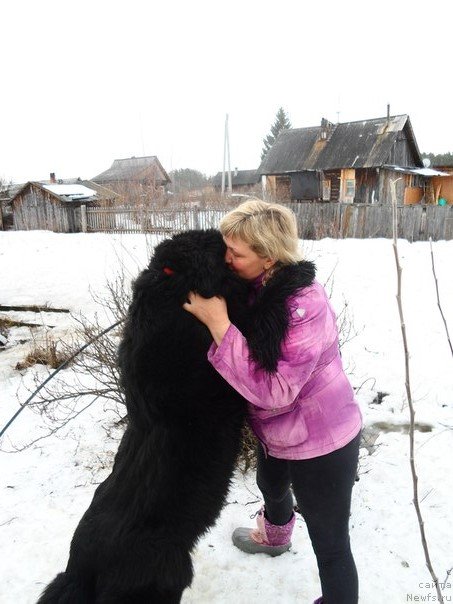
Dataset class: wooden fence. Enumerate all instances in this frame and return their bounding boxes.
[81,203,453,242]
[81,206,227,235]
[287,202,453,241]
[8,202,453,241]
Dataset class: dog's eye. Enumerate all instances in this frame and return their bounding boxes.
[163,267,175,276]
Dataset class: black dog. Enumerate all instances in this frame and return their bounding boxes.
[38,230,248,603]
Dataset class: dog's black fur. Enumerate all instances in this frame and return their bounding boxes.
[38,230,248,603]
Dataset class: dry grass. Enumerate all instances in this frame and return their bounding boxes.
[15,337,71,371]
[237,424,258,473]
[0,316,16,331]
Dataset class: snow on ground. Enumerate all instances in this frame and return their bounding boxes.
[1,231,452,603]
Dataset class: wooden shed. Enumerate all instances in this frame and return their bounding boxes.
[259,113,433,204]
[11,179,120,232]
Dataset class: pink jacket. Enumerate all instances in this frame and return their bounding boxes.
[208,280,362,460]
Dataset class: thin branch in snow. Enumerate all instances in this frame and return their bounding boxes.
[429,237,453,359]
[0,516,18,527]
[390,179,443,601]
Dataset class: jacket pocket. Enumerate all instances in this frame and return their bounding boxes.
[250,402,309,448]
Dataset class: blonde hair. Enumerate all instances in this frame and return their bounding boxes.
[219,198,302,265]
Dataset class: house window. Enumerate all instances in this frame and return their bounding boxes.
[345,179,355,198]
[340,169,356,202]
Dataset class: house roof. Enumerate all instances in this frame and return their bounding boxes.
[43,178,123,200]
[10,180,120,204]
[212,169,260,187]
[92,156,170,184]
[433,165,453,172]
[383,165,449,177]
[259,115,423,174]
[42,184,98,200]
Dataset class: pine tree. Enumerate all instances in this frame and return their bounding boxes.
[261,107,292,161]
[169,168,209,193]
[421,151,453,166]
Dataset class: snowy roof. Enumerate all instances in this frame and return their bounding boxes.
[383,165,450,177]
[10,180,121,205]
[42,184,98,200]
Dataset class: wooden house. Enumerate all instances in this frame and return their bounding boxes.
[11,178,120,232]
[259,113,444,204]
[212,169,260,194]
[92,156,171,202]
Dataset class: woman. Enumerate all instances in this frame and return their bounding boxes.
[183,199,362,604]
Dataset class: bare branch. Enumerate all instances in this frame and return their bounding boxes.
[429,237,453,358]
[390,179,443,600]
[1,264,132,449]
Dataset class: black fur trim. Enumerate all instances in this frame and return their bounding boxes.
[247,261,316,372]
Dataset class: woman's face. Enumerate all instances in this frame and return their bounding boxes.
[223,235,275,281]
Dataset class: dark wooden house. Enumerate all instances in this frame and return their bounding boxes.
[258,114,440,204]
[92,156,171,202]
[11,179,120,232]
[212,169,260,194]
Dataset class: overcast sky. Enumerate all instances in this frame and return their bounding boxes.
[1,0,452,184]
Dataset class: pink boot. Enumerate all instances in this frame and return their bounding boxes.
[232,506,295,556]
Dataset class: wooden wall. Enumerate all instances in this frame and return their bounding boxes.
[13,186,78,232]
[432,175,453,204]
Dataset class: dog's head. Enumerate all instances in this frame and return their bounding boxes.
[147,229,239,301]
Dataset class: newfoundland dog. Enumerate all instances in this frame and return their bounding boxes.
[38,229,248,603]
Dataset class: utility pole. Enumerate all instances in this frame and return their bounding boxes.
[221,114,232,195]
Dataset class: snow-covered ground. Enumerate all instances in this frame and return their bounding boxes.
[1,231,452,603]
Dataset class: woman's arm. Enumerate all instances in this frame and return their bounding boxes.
[182,291,231,345]
[208,300,327,410]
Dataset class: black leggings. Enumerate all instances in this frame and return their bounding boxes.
[256,432,361,604]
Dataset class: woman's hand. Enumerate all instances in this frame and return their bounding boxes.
[182,292,231,345]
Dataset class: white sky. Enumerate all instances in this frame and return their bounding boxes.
[1,0,452,184]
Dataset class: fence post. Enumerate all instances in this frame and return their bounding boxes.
[81,204,87,233]
[194,206,200,230]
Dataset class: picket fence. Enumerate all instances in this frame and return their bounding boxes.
[80,203,453,242]
[81,205,227,235]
